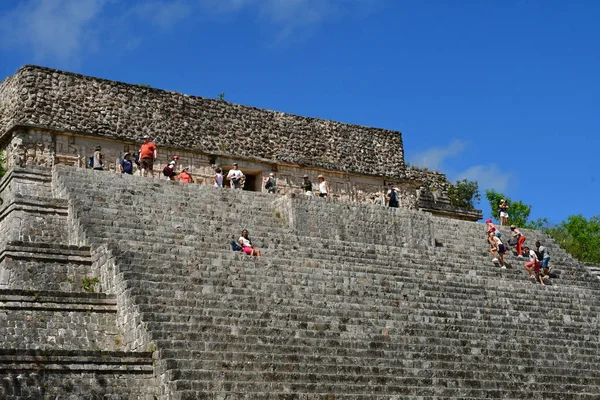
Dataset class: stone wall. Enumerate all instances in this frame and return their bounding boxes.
[0,65,405,178]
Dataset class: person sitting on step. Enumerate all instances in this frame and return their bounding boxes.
[523,245,544,285]
[488,232,507,268]
[239,229,261,257]
[179,167,193,183]
[509,225,526,258]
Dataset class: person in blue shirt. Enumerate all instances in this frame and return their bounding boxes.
[119,152,134,175]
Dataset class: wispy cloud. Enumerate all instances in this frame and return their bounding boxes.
[455,164,511,194]
[409,139,468,171]
[133,0,194,29]
[200,0,379,41]
[0,0,381,64]
[409,139,512,194]
[0,0,110,63]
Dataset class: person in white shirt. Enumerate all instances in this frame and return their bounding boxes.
[317,175,330,198]
[238,229,261,256]
[523,246,544,285]
[165,155,180,180]
[214,168,224,188]
[226,163,245,189]
[488,232,507,268]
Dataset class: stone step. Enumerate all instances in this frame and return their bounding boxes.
[0,348,153,372]
[122,259,600,305]
[0,349,156,399]
[147,323,600,362]
[0,288,116,310]
[0,289,121,351]
[0,241,92,263]
[162,348,600,373]
[170,377,598,398]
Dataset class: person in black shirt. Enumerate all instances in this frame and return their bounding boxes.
[301,175,313,195]
[386,182,400,208]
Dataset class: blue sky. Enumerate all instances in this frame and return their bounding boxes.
[1,0,598,224]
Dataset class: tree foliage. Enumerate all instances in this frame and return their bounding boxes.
[0,152,6,179]
[484,189,532,227]
[447,179,480,210]
[546,215,600,264]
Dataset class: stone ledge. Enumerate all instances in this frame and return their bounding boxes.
[0,242,92,264]
[0,289,116,313]
[0,288,114,301]
[0,349,153,373]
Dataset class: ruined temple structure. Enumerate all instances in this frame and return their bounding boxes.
[3,66,600,399]
[0,65,481,221]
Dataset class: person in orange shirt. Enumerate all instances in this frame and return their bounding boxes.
[179,167,193,183]
[139,135,157,177]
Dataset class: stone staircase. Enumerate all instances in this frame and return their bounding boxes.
[0,167,155,399]
[48,164,600,399]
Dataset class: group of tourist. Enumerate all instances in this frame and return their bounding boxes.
[93,140,556,277]
[486,209,552,285]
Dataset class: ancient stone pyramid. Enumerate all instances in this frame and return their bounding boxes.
[1,164,599,399]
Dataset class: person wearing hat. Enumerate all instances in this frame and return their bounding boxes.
[119,152,133,175]
[139,135,157,177]
[317,175,330,198]
[499,199,509,226]
[301,175,313,195]
[522,245,544,285]
[164,155,180,180]
[263,172,277,194]
[92,145,104,171]
[509,225,526,258]
[386,182,400,208]
[226,162,245,189]
[178,167,193,183]
[485,219,500,238]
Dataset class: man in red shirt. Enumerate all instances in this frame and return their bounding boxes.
[139,135,157,177]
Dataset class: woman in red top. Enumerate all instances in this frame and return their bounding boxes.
[179,167,193,183]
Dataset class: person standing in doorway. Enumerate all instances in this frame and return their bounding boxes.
[264,172,277,194]
[386,182,400,208]
[139,135,157,177]
[227,163,245,189]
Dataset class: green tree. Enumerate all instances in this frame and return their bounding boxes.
[547,215,600,264]
[0,152,6,179]
[447,179,480,210]
[217,92,226,101]
[484,189,532,227]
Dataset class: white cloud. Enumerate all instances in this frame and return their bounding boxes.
[409,139,468,170]
[0,0,110,63]
[455,164,511,194]
[0,0,381,64]
[200,0,377,40]
[133,0,194,29]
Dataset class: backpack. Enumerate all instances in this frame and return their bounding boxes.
[534,250,544,261]
[163,165,174,177]
[265,177,275,189]
[132,151,140,166]
[87,156,94,168]
[231,241,242,252]
[388,189,398,203]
